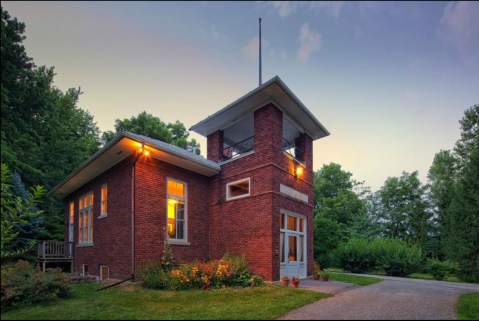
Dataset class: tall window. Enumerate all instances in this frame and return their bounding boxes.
[167,179,186,241]
[101,185,108,216]
[79,192,94,245]
[69,202,74,225]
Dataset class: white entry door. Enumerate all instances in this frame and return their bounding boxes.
[280,211,307,279]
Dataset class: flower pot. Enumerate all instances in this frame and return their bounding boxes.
[322,276,329,282]
[281,279,290,287]
[313,274,320,280]
[292,281,300,288]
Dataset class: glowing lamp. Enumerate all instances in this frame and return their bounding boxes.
[139,148,143,153]
[144,150,150,156]
[296,166,303,177]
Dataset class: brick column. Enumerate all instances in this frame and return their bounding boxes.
[207,130,224,162]
[296,132,313,183]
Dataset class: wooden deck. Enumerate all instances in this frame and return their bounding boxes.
[37,241,74,272]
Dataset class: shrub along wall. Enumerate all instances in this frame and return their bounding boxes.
[334,238,422,277]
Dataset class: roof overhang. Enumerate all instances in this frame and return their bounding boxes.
[190,76,330,140]
[48,132,220,198]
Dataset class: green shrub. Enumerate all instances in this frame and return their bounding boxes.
[334,238,422,276]
[1,260,73,312]
[137,261,173,290]
[333,238,376,273]
[375,239,422,277]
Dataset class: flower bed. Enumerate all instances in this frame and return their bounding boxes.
[138,254,264,291]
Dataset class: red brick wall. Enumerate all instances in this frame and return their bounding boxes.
[64,155,134,280]
[134,156,211,270]
[207,130,223,162]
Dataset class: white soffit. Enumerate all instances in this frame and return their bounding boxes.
[190,76,330,140]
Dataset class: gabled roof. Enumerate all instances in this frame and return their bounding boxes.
[48,131,221,198]
[190,76,330,140]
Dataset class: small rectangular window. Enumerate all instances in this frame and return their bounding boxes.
[100,265,109,280]
[226,178,250,200]
[101,185,108,215]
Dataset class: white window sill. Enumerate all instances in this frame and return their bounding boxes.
[166,240,190,246]
[226,194,251,202]
[77,243,94,248]
[98,214,108,219]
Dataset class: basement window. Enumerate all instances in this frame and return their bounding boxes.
[100,265,109,280]
[226,178,251,200]
[82,264,88,276]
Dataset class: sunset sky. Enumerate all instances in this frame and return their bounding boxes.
[3,1,478,191]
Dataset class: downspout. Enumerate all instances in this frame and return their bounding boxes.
[131,146,143,281]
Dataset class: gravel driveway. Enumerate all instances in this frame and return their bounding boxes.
[279,274,479,320]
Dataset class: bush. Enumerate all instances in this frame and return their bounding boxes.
[423,258,459,281]
[375,239,422,277]
[333,238,376,273]
[334,238,422,276]
[137,254,264,291]
[1,260,73,312]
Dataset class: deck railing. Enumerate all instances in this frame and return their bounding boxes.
[221,136,254,162]
[38,241,74,259]
[282,138,304,162]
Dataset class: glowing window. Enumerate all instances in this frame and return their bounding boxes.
[101,185,108,215]
[79,191,94,245]
[167,179,187,241]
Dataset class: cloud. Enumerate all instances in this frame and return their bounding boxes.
[297,23,321,61]
[437,1,479,67]
[262,1,345,18]
[243,36,270,59]
[281,50,287,59]
[310,1,346,18]
[267,1,297,18]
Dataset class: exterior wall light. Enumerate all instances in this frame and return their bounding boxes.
[296,166,303,177]
[144,150,150,156]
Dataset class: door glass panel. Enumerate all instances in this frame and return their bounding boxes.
[289,235,297,262]
[280,214,285,229]
[177,220,184,240]
[299,219,304,232]
[287,216,297,231]
[299,235,304,262]
[176,202,185,220]
[280,232,285,263]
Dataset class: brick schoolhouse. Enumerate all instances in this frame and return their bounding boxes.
[48,76,330,282]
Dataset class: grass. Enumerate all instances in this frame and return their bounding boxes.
[1,283,331,320]
[329,267,478,285]
[456,292,479,320]
[329,273,382,286]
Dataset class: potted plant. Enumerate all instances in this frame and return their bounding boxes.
[291,276,300,288]
[321,269,331,282]
[281,275,290,286]
[313,262,321,280]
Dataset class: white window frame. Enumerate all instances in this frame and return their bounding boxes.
[82,264,88,276]
[100,265,109,280]
[99,184,108,219]
[226,177,251,201]
[166,178,188,244]
[69,201,74,241]
[78,191,94,246]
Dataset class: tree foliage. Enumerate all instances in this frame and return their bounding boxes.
[1,164,45,259]
[1,7,101,242]
[101,111,201,155]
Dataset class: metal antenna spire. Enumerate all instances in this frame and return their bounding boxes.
[259,17,262,87]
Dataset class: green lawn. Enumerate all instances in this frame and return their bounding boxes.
[329,273,382,286]
[1,283,331,320]
[456,292,479,320]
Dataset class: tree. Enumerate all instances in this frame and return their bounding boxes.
[4,172,45,252]
[454,105,479,166]
[377,171,433,246]
[313,163,369,226]
[101,111,201,155]
[313,214,342,268]
[1,8,101,242]
[1,164,45,259]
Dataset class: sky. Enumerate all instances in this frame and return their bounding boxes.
[3,1,479,192]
